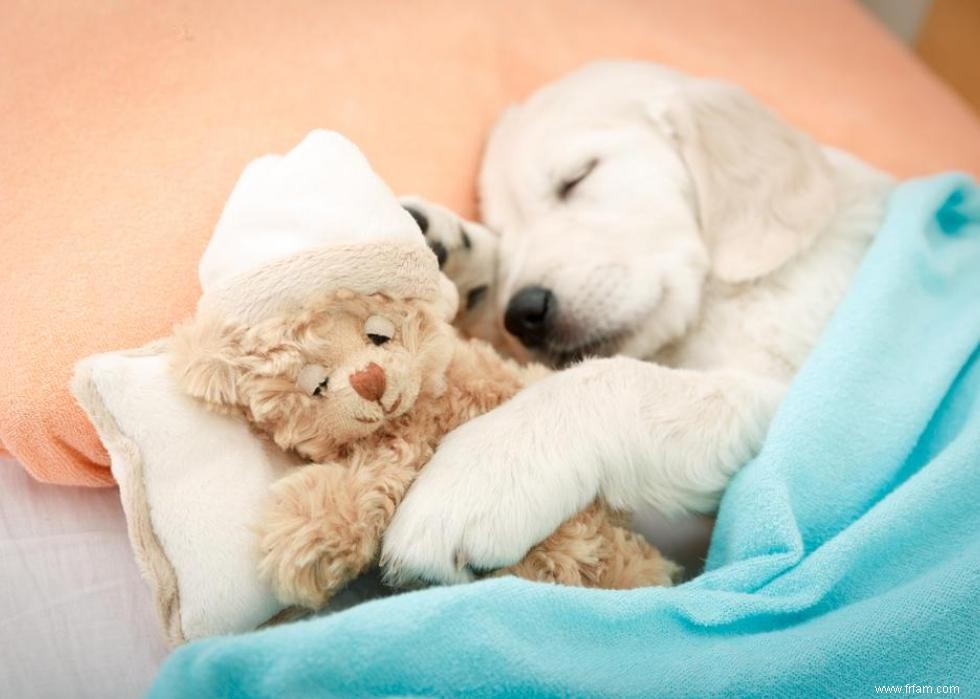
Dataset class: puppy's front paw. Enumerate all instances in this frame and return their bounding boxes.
[399,196,498,325]
[256,463,370,609]
[381,399,594,585]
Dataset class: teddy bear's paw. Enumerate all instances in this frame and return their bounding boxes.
[256,464,372,609]
[399,195,498,320]
[598,526,682,589]
[257,539,351,610]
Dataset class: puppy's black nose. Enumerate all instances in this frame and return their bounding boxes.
[504,286,555,348]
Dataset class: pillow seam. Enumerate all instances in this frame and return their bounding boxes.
[70,348,187,647]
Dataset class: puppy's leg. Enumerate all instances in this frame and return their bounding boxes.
[399,196,500,342]
[501,502,679,589]
[383,357,785,585]
[257,443,428,609]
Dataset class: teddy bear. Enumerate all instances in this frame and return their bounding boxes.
[170,130,678,610]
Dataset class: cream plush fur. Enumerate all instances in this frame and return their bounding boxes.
[380,61,895,584]
[172,290,678,609]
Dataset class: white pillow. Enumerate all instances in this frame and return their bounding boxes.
[71,344,298,645]
[73,344,396,643]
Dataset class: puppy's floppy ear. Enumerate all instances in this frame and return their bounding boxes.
[170,315,246,410]
[659,81,836,283]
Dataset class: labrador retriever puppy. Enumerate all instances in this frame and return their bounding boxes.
[382,61,894,585]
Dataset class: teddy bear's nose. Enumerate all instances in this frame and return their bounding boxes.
[349,362,386,402]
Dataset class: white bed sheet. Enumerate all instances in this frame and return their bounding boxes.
[0,450,714,699]
[0,457,168,699]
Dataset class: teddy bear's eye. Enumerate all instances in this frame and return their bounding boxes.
[364,315,395,346]
[297,365,331,397]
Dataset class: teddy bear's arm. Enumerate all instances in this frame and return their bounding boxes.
[256,441,431,609]
[500,502,680,589]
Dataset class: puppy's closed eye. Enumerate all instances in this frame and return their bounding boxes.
[557,158,599,201]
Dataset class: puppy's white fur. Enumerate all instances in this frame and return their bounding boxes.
[382,61,893,583]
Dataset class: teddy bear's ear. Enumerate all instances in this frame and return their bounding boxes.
[434,274,460,323]
[170,315,246,410]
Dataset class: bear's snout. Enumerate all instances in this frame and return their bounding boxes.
[349,362,386,402]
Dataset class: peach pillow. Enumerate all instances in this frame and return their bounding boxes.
[3,0,980,486]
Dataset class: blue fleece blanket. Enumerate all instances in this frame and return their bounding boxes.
[150,174,980,699]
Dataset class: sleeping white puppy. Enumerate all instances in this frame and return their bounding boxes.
[383,61,894,584]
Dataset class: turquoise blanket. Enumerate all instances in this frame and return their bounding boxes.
[150,174,980,698]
